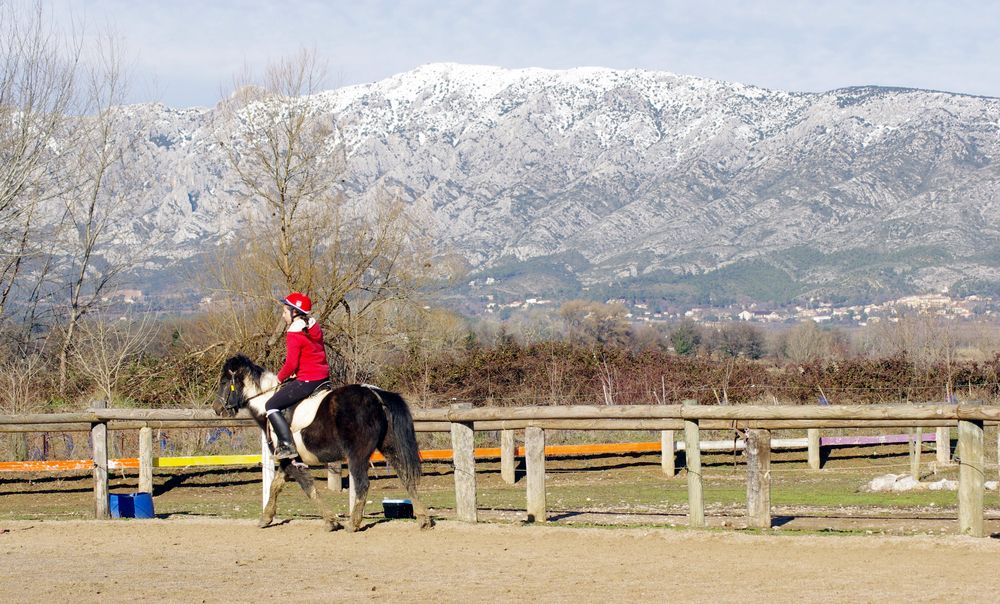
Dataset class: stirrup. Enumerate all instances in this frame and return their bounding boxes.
[273,444,298,460]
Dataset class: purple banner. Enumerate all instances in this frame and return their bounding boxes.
[821,433,939,447]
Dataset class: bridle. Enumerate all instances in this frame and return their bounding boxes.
[222,370,281,413]
[223,372,241,413]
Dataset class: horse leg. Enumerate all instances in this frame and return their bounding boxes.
[403,480,434,530]
[287,464,342,532]
[381,442,434,530]
[260,470,287,528]
[347,456,370,532]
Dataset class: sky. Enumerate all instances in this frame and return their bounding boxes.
[44,0,1000,108]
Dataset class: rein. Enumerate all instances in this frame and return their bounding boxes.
[247,383,281,402]
[224,374,281,413]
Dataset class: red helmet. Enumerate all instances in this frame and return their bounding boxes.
[281,292,312,314]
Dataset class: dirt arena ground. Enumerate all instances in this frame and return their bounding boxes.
[3,517,1000,603]
[4,442,1000,602]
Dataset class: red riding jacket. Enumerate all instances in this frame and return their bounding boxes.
[276,317,330,383]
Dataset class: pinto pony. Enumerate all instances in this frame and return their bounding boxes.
[213,354,433,531]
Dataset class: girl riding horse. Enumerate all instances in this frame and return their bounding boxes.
[267,292,329,459]
[215,351,433,531]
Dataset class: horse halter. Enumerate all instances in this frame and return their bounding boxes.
[223,373,242,413]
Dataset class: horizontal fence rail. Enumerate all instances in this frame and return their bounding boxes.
[0,436,848,473]
[1,402,997,536]
[4,405,999,432]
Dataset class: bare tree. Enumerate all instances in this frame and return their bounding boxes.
[780,320,835,363]
[55,33,136,391]
[0,350,50,460]
[598,356,617,405]
[209,49,434,378]
[0,350,49,414]
[0,5,140,381]
[219,49,342,293]
[0,2,79,327]
[559,300,631,348]
[860,314,957,367]
[506,308,563,344]
[70,311,156,406]
[392,305,467,401]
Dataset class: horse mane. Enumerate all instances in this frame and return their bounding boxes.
[223,353,266,384]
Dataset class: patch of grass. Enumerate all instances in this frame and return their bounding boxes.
[2,451,997,534]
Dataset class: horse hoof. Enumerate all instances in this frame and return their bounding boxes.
[327,521,343,532]
[258,519,272,529]
[419,517,435,530]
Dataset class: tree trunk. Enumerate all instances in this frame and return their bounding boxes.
[58,310,79,393]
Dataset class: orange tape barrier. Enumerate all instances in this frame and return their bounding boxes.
[0,458,139,472]
[0,441,664,473]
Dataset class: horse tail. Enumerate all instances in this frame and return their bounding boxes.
[375,389,422,487]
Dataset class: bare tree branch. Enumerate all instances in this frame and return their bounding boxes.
[207,49,434,380]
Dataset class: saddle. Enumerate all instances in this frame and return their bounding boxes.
[277,380,333,423]
[266,382,333,450]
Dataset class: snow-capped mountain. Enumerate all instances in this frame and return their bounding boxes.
[114,63,1000,304]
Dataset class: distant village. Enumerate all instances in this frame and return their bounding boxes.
[109,281,999,328]
[478,289,998,327]
[670,292,989,327]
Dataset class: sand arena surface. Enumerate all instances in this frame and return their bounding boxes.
[3,518,1000,603]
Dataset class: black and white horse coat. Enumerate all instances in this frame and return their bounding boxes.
[214,354,433,531]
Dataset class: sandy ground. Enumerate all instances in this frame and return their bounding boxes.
[2,518,1000,603]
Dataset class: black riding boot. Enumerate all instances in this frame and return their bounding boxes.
[267,411,298,459]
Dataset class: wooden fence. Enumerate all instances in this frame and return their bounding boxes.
[1,402,998,536]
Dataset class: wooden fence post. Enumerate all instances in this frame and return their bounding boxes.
[661,430,675,477]
[958,419,985,537]
[14,432,28,461]
[92,421,109,519]
[745,428,771,529]
[683,399,704,527]
[936,426,951,465]
[327,462,344,492]
[500,429,516,485]
[807,428,821,470]
[525,426,546,522]
[450,403,477,523]
[910,428,923,478]
[138,426,153,493]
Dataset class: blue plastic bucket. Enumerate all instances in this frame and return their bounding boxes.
[382,498,413,519]
[109,493,155,519]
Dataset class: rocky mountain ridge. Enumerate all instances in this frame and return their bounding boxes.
[108,63,1000,306]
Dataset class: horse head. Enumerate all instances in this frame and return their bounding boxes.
[214,354,261,417]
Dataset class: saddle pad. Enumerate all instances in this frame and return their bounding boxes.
[288,387,330,432]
